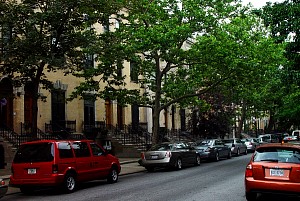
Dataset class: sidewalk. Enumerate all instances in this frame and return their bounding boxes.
[1,157,145,195]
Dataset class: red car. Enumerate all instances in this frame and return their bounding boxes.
[10,139,121,194]
[245,143,300,200]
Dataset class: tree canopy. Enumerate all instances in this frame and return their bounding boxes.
[73,0,287,143]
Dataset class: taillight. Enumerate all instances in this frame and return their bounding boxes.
[165,151,172,158]
[141,152,145,159]
[1,180,5,186]
[52,164,58,174]
[245,164,253,177]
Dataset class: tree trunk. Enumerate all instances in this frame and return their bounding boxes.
[265,110,275,133]
[236,102,246,139]
[152,107,160,145]
[31,62,45,140]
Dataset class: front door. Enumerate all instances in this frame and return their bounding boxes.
[51,90,65,131]
[105,99,112,128]
[117,104,123,130]
[0,78,13,129]
[131,104,139,131]
[84,99,95,132]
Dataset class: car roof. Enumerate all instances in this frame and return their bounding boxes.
[257,142,300,149]
[20,139,94,145]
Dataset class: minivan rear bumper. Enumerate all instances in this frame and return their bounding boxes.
[9,174,65,187]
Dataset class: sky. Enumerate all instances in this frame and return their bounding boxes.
[242,0,284,8]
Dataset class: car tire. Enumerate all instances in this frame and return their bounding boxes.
[245,192,257,201]
[20,186,35,195]
[227,151,232,159]
[63,173,76,193]
[107,167,119,183]
[244,149,248,155]
[214,152,219,162]
[175,158,182,170]
[195,155,201,166]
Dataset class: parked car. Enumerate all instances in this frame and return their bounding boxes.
[140,141,201,172]
[241,138,260,153]
[258,134,280,144]
[193,139,231,161]
[292,130,300,140]
[245,143,300,200]
[0,179,8,198]
[222,138,247,156]
[9,139,121,194]
[283,135,298,142]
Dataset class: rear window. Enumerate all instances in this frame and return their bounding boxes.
[197,140,213,146]
[223,139,234,144]
[58,142,74,158]
[14,142,54,163]
[149,143,173,151]
[254,147,300,164]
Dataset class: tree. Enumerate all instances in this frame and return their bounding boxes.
[72,0,286,144]
[0,0,122,138]
[259,0,300,130]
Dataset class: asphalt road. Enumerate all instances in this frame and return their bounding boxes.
[2,154,298,201]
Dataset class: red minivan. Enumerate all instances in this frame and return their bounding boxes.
[9,139,121,194]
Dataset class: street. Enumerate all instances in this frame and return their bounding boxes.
[2,154,298,201]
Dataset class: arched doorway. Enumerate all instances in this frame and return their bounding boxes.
[0,78,13,129]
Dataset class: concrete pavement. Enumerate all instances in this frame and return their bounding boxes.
[1,158,145,196]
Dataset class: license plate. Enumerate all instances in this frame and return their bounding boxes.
[151,155,158,159]
[270,169,284,176]
[27,168,36,174]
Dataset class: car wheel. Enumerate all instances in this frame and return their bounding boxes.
[63,173,76,193]
[195,155,201,166]
[107,167,119,183]
[175,158,182,170]
[20,186,35,195]
[227,151,232,159]
[246,192,257,201]
[236,148,240,156]
[146,167,155,172]
[244,149,248,155]
[214,152,220,162]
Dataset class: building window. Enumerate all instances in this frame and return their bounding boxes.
[103,18,109,32]
[0,24,12,57]
[130,61,138,82]
[84,54,94,69]
[117,60,122,77]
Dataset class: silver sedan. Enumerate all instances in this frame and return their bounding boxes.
[140,142,201,172]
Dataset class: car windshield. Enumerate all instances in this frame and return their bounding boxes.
[254,147,300,164]
[13,142,54,163]
[260,136,270,142]
[198,140,213,146]
[149,143,173,151]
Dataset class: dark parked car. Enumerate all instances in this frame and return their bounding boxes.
[222,138,247,156]
[140,142,201,172]
[193,139,231,161]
